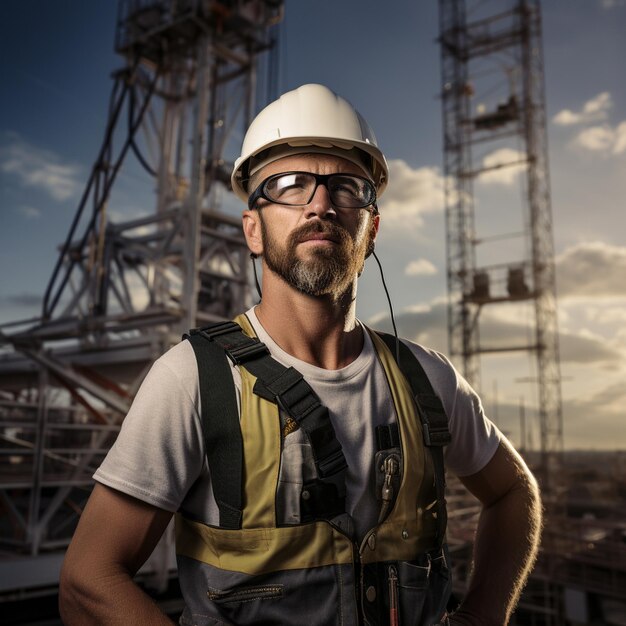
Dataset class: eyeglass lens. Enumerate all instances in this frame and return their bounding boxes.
[264,172,375,208]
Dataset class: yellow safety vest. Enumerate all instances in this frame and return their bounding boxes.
[176,315,451,625]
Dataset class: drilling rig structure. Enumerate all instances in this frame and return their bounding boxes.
[0,0,283,599]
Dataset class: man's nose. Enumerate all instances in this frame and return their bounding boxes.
[304,183,337,219]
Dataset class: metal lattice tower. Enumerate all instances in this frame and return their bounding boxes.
[438,0,563,486]
[0,0,283,589]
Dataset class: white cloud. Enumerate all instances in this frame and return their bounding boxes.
[552,110,582,126]
[613,121,626,154]
[405,258,437,276]
[556,241,626,298]
[571,122,626,155]
[553,92,625,156]
[479,312,620,365]
[583,92,613,115]
[559,328,622,365]
[574,125,616,152]
[563,378,626,448]
[379,159,446,226]
[370,295,622,366]
[553,92,612,126]
[0,134,81,201]
[368,300,448,351]
[586,307,626,325]
[617,326,626,351]
[478,148,526,185]
[17,206,42,219]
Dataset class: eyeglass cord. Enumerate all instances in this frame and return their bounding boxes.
[372,250,401,364]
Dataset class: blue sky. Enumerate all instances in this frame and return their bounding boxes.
[1,0,625,449]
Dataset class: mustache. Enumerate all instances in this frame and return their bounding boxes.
[289,220,350,245]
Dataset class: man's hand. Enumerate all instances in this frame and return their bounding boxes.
[453,439,542,626]
[59,483,174,625]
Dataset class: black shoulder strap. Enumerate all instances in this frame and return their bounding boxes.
[186,321,348,526]
[376,332,451,548]
[185,331,243,529]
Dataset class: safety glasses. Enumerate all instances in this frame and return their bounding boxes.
[248,171,377,210]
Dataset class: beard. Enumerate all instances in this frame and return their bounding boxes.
[259,214,375,300]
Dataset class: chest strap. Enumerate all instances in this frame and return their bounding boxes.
[185,321,348,529]
[377,332,451,548]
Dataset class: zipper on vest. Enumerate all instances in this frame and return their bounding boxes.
[377,453,400,524]
[329,517,364,624]
[388,564,399,626]
[354,541,364,624]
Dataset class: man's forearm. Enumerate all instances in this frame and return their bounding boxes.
[59,566,174,626]
[59,484,176,625]
[453,476,542,625]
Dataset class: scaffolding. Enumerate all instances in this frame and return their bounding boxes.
[438,1,567,623]
[438,0,562,488]
[0,0,283,599]
[445,454,626,626]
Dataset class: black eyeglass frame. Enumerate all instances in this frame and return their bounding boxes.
[247,171,379,213]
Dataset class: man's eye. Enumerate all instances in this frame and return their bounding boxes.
[270,175,310,199]
[281,181,306,191]
[332,181,360,197]
[336,184,358,194]
[274,182,305,197]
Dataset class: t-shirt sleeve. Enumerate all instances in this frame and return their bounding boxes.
[402,340,502,477]
[93,341,205,511]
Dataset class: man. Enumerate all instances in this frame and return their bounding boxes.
[60,84,541,625]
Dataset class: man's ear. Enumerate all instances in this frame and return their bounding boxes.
[242,210,263,257]
[371,212,380,240]
[365,212,380,259]
[370,212,380,246]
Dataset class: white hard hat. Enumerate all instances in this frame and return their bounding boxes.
[231,83,389,202]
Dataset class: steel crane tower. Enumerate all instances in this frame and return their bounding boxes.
[0,0,283,597]
[438,0,563,486]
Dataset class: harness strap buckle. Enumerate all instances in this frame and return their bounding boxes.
[275,384,323,425]
[316,447,348,479]
[196,321,241,340]
[265,367,304,397]
[422,423,452,447]
[226,341,270,365]
[195,321,271,365]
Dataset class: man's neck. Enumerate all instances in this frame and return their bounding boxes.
[254,276,363,370]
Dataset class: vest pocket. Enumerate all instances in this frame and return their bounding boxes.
[276,440,316,524]
[177,552,355,626]
[397,558,430,623]
[419,548,452,624]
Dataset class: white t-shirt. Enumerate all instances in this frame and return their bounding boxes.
[94,308,501,539]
